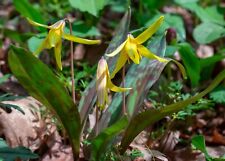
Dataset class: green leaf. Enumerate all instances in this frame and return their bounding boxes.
[192,135,208,154]
[0,103,25,114]
[91,116,128,160]
[175,2,225,25]
[119,69,225,154]
[178,43,200,86]
[8,46,81,159]
[69,0,108,16]
[193,22,225,44]
[174,0,198,5]
[27,35,45,53]
[0,138,38,161]
[12,0,46,32]
[145,14,186,41]
[0,74,10,84]
[64,21,101,37]
[0,27,31,44]
[0,94,24,102]
[210,86,225,104]
[200,54,225,69]
[192,135,212,161]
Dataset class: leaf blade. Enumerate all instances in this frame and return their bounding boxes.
[8,45,81,159]
[119,69,225,154]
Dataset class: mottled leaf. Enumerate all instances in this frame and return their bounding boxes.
[8,46,81,159]
[78,9,131,125]
[99,34,168,129]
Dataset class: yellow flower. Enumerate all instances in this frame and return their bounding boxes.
[27,18,101,70]
[106,16,169,79]
[96,57,131,110]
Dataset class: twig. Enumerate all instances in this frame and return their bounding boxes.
[67,18,76,104]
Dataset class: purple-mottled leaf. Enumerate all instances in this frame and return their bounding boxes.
[99,34,167,129]
[78,9,131,125]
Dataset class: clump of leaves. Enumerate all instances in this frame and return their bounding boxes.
[192,135,225,161]
[148,80,215,120]
[59,62,97,92]
[0,138,38,161]
[209,86,225,105]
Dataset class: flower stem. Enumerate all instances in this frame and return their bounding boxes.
[122,66,126,115]
[67,19,76,104]
[95,106,99,135]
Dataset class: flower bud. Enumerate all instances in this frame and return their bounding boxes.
[96,57,108,109]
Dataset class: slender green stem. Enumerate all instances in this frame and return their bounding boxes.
[95,106,99,135]
[122,66,126,114]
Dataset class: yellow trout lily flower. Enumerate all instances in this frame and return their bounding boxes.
[96,57,131,110]
[106,16,169,78]
[27,18,101,70]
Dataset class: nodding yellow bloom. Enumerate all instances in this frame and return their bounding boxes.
[96,57,131,110]
[106,16,169,79]
[27,18,101,70]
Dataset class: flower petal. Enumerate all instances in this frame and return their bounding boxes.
[107,78,131,92]
[106,40,127,57]
[63,33,101,44]
[48,29,62,47]
[134,16,164,44]
[110,50,128,79]
[106,62,131,92]
[138,45,168,63]
[125,40,140,64]
[27,18,51,29]
[54,40,63,70]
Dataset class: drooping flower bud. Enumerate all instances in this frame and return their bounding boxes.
[96,57,131,110]
[96,57,108,109]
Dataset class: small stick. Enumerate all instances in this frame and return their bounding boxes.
[122,66,126,114]
[95,107,99,135]
[67,18,76,104]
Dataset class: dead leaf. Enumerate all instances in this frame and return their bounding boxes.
[0,97,41,150]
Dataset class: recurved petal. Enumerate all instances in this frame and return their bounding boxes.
[105,58,131,92]
[63,33,101,44]
[54,40,62,70]
[107,78,131,92]
[106,40,127,57]
[138,45,169,63]
[27,18,51,29]
[110,50,128,79]
[135,16,164,44]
